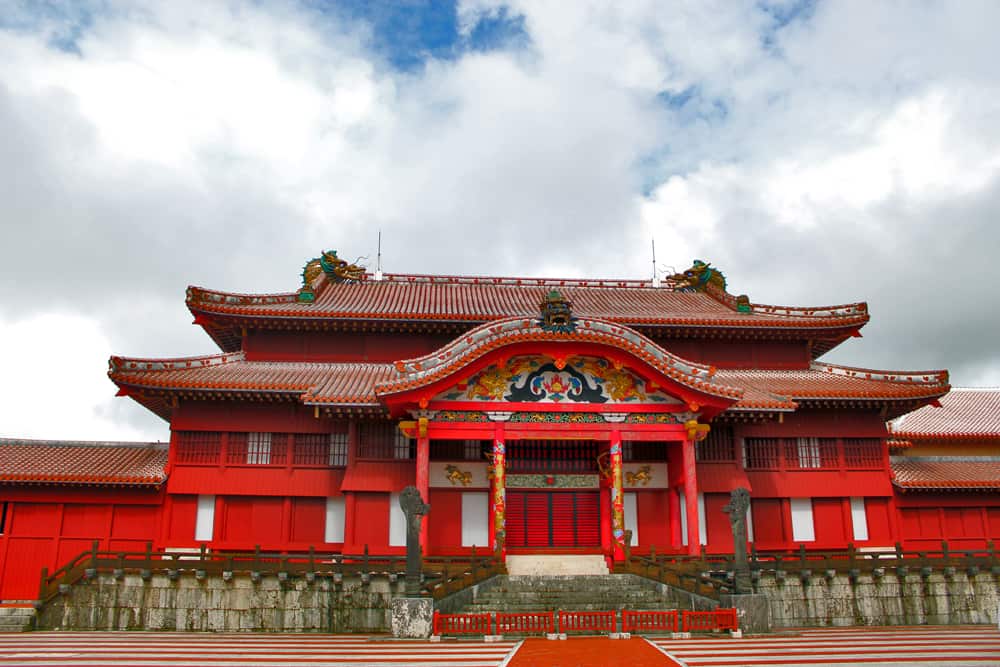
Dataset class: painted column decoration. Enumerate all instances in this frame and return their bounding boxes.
[610,430,625,561]
[491,427,506,558]
[415,417,430,550]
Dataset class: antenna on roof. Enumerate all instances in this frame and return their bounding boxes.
[651,238,661,288]
[374,230,383,281]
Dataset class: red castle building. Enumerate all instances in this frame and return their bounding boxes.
[1,253,995,601]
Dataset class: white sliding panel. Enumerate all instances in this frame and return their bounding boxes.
[697,492,707,546]
[790,498,815,542]
[850,497,869,542]
[325,497,345,543]
[389,493,406,547]
[195,495,215,541]
[623,492,638,546]
[461,492,489,547]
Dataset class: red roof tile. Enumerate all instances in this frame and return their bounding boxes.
[109,352,947,415]
[374,316,744,403]
[187,274,869,332]
[889,389,1000,439]
[717,363,949,410]
[891,457,1000,490]
[0,438,167,487]
[110,353,395,403]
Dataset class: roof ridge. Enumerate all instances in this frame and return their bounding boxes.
[810,361,950,385]
[109,351,245,373]
[0,437,167,449]
[378,315,744,401]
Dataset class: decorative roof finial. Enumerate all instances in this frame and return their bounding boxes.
[538,289,576,333]
[298,250,367,302]
[670,259,727,293]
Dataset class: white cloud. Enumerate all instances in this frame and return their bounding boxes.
[0,313,167,441]
[2,0,1000,442]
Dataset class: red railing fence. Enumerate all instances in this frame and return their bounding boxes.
[622,610,679,633]
[433,611,491,636]
[681,608,738,632]
[496,611,555,635]
[558,610,616,634]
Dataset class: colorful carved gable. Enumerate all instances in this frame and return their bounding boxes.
[434,356,683,406]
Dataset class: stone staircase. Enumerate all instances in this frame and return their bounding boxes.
[456,574,697,615]
[0,605,37,632]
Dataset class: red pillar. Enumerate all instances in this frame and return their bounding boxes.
[668,486,681,549]
[415,418,430,551]
[682,438,700,555]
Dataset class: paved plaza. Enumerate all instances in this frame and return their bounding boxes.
[0,626,999,666]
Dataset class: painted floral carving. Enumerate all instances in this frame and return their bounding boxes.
[440,355,681,405]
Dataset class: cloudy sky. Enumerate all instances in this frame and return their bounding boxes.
[1,0,998,443]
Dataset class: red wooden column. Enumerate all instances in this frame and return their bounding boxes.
[491,424,507,559]
[415,417,430,550]
[610,430,625,561]
[682,437,700,555]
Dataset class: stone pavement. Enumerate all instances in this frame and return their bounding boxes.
[0,633,518,666]
[651,625,1000,666]
[2,626,1000,667]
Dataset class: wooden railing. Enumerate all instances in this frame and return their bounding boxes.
[616,540,1000,597]
[37,542,503,603]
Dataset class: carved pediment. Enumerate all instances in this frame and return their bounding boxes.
[433,355,684,406]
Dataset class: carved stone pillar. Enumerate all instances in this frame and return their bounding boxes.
[399,486,430,597]
[610,430,625,561]
[724,487,752,593]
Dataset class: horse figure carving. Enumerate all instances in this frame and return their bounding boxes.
[625,465,653,486]
[444,464,472,486]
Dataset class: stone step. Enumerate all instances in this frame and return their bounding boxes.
[464,603,671,612]
[474,592,666,604]
[506,555,609,576]
[0,606,37,632]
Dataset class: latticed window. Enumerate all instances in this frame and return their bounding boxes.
[174,432,221,464]
[508,440,599,473]
[843,438,883,469]
[623,441,668,462]
[464,439,484,460]
[246,432,272,465]
[697,427,736,462]
[329,432,348,466]
[783,438,838,469]
[357,422,413,460]
[744,438,781,470]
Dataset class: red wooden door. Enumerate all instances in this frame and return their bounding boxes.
[506,491,600,548]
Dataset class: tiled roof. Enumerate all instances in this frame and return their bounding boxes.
[889,388,1000,439]
[110,353,394,403]
[109,352,947,414]
[375,317,744,402]
[0,438,168,487]
[891,457,1000,490]
[716,363,949,410]
[186,274,869,332]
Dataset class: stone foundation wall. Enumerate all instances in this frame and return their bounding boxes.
[757,570,1000,627]
[38,572,407,633]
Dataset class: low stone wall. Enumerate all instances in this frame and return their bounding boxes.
[757,570,1000,627]
[38,572,407,633]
